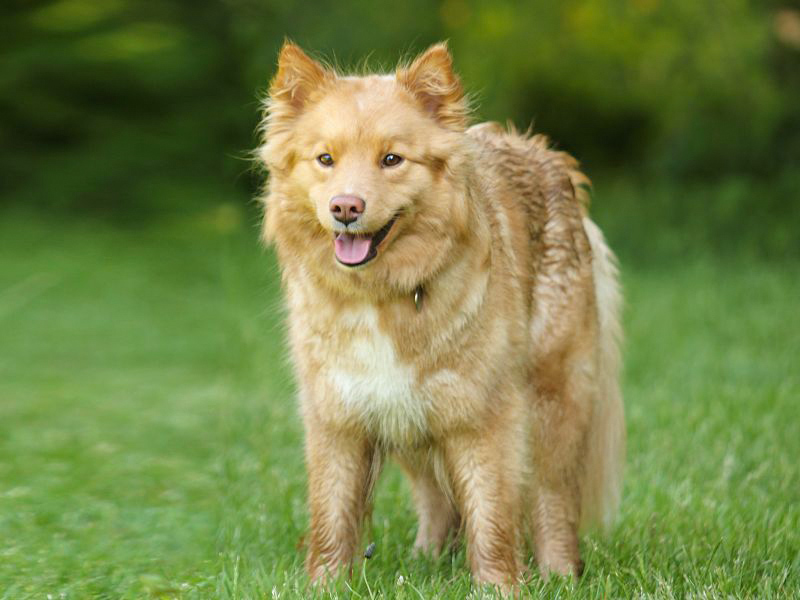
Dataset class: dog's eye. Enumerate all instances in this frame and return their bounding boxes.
[317,153,334,167]
[381,153,403,168]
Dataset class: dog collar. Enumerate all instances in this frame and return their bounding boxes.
[413,285,424,312]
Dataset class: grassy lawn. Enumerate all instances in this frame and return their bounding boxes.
[0,206,797,599]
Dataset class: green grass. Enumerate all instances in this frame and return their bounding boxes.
[0,206,798,599]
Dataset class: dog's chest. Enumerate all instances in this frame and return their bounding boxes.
[320,307,429,444]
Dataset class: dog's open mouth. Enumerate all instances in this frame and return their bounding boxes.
[333,215,398,267]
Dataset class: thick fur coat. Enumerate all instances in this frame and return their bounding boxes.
[258,42,625,588]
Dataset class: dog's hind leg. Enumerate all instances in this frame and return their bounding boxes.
[529,352,594,578]
[397,449,460,556]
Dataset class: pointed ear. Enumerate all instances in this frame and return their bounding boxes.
[269,42,331,114]
[396,42,469,129]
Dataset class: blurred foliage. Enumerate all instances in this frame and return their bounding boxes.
[1,0,799,239]
[451,0,800,174]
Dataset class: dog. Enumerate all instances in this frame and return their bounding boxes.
[258,41,624,589]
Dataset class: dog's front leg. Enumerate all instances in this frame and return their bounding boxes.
[443,426,523,588]
[304,419,377,582]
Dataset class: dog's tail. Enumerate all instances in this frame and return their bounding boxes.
[580,217,625,533]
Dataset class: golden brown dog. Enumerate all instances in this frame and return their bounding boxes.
[258,41,625,589]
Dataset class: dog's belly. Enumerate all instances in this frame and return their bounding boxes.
[320,307,430,445]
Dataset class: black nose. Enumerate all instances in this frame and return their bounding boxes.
[329,195,365,225]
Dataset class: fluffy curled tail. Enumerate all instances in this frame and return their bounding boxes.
[580,217,625,532]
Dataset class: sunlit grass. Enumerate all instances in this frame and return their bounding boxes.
[0,208,797,598]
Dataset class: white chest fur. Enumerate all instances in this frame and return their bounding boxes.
[321,307,429,445]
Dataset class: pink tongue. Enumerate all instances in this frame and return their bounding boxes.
[334,233,372,264]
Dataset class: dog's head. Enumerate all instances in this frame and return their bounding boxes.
[260,42,479,296]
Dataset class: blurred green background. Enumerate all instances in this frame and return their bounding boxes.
[2,1,799,598]
[2,0,799,259]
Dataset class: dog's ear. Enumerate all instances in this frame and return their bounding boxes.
[269,42,331,115]
[397,42,468,129]
[261,43,332,172]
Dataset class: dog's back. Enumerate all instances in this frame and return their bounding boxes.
[469,121,625,533]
